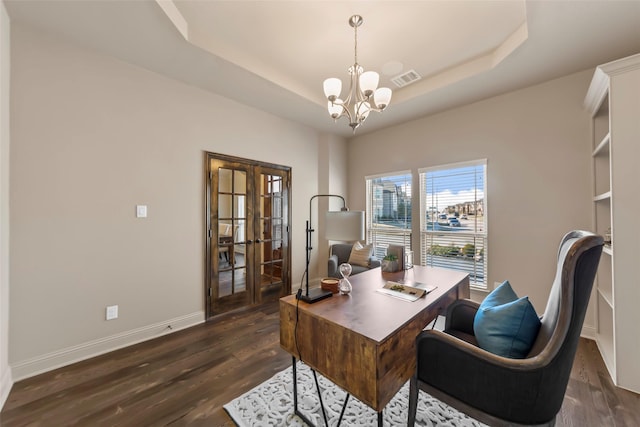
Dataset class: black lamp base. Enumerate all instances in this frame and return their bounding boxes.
[297,287,332,303]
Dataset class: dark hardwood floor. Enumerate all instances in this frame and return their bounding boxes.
[1,300,638,426]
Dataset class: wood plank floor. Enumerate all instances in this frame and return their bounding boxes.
[1,300,639,426]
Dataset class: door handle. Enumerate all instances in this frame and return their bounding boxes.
[255,239,262,244]
[246,240,253,244]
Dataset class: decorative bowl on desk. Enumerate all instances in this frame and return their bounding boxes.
[321,278,340,294]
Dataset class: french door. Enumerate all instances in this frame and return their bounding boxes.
[205,153,291,318]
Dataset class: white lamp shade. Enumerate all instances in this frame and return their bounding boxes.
[323,78,342,99]
[325,211,365,241]
[327,101,343,119]
[359,71,379,96]
[374,87,392,109]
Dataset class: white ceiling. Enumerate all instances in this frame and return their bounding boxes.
[5,0,640,137]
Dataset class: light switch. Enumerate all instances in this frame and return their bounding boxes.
[106,305,118,320]
[136,205,147,218]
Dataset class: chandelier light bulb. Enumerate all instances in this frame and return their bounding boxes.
[323,78,342,102]
[359,71,379,97]
[328,101,343,119]
[374,87,392,109]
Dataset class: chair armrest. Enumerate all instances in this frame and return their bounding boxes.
[415,330,554,423]
[444,299,480,336]
[369,258,380,269]
[328,255,339,277]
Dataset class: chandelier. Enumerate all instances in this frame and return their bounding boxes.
[323,15,392,132]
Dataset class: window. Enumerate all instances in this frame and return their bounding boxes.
[365,172,412,259]
[419,160,487,288]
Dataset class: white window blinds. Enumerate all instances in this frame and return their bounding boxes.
[419,160,487,288]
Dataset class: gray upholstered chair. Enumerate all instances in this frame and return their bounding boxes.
[408,230,604,426]
[327,243,380,278]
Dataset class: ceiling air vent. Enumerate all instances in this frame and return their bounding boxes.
[391,69,422,88]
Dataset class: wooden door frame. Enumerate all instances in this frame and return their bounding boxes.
[204,152,292,319]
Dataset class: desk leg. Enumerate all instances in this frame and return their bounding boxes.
[292,356,299,414]
[291,356,352,427]
[311,369,329,427]
[292,356,319,427]
[378,410,383,426]
[337,393,350,425]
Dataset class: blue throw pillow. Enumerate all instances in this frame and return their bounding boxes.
[479,280,518,308]
[474,281,541,358]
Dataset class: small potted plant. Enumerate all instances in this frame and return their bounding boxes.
[381,253,399,273]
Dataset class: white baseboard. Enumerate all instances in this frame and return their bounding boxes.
[11,311,204,382]
[581,324,596,340]
[0,363,13,410]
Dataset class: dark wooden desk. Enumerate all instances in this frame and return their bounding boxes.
[280,265,470,420]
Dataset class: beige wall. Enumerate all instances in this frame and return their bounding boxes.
[315,133,349,278]
[0,0,12,407]
[9,24,336,379]
[347,70,595,331]
[5,14,601,384]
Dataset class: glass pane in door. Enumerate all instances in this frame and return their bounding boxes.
[216,168,247,301]
[258,173,286,300]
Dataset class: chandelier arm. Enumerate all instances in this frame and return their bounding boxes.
[340,103,354,123]
[351,71,363,126]
[338,67,358,124]
[354,68,369,125]
[343,71,357,106]
[329,99,352,123]
[338,105,352,123]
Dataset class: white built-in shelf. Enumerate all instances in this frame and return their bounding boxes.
[595,325,615,382]
[586,52,640,393]
[592,133,611,157]
[598,287,613,309]
[593,191,611,202]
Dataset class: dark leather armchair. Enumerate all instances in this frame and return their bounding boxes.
[327,243,380,278]
[408,230,604,426]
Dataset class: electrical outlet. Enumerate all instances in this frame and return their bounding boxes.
[106,305,118,320]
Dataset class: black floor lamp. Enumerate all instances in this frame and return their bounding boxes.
[298,194,365,303]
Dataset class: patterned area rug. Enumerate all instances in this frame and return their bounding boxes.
[224,362,486,426]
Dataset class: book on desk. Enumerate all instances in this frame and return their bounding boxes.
[376,280,437,302]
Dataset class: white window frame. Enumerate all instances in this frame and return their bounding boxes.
[419,159,488,289]
[365,171,412,260]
